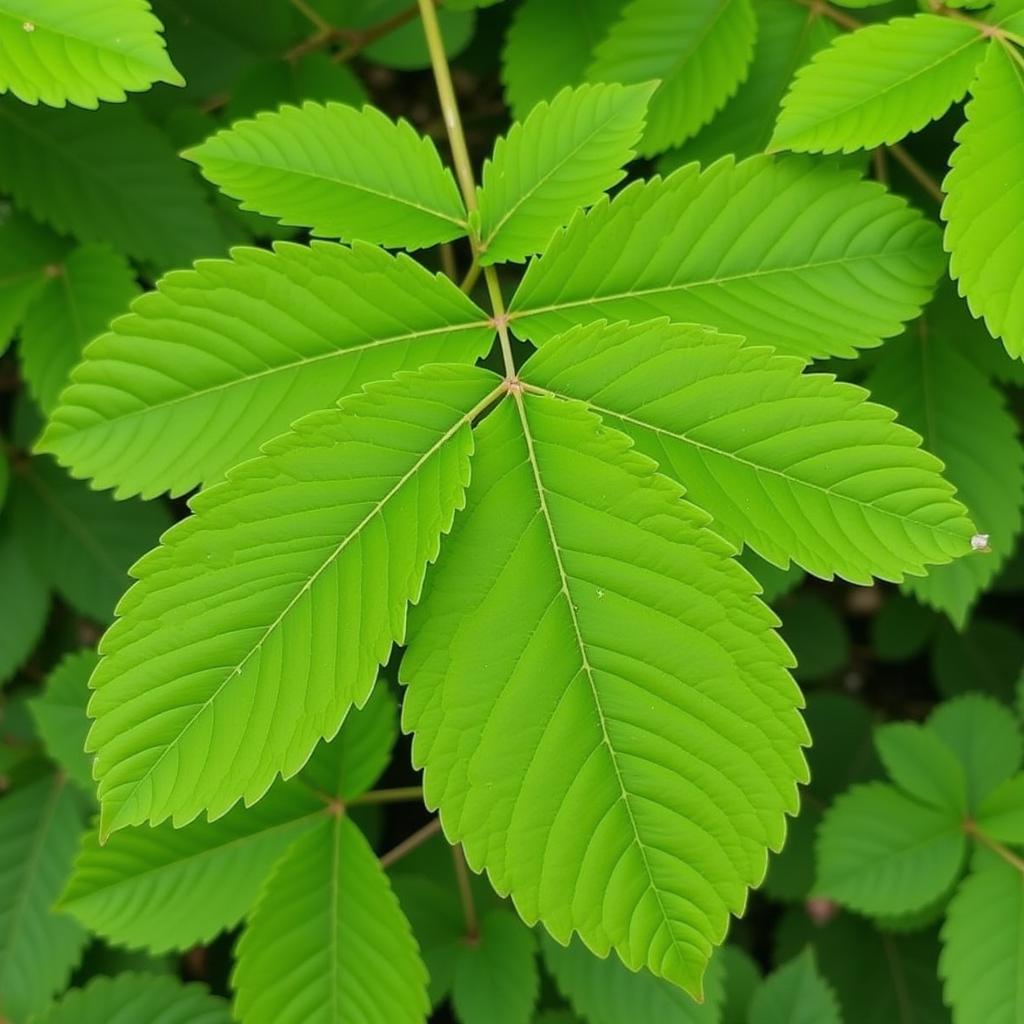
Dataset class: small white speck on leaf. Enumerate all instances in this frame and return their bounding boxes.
[22,20,35,31]
[971,533,991,552]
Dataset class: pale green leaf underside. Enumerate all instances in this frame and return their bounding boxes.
[588,0,757,156]
[477,81,653,265]
[233,815,428,1024]
[867,324,1024,625]
[748,949,841,1024]
[39,241,494,498]
[509,155,944,360]
[186,101,468,250]
[20,243,139,414]
[30,972,230,1024]
[29,648,98,792]
[523,320,975,584]
[60,782,325,953]
[943,41,1024,359]
[89,365,499,835]
[542,933,725,1023]
[0,777,87,1023]
[403,394,807,997]
[771,14,985,154]
[940,861,1024,1024]
[0,0,182,108]
[816,782,965,916]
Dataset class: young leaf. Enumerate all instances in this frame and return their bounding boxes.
[0,210,66,352]
[0,101,229,268]
[0,0,183,109]
[404,396,807,996]
[20,243,139,414]
[927,694,1022,810]
[60,783,325,952]
[816,782,965,915]
[452,910,539,1024]
[522,319,976,583]
[88,365,499,834]
[866,318,1024,625]
[29,649,98,792]
[770,15,985,154]
[541,933,725,1023]
[940,861,1024,1024]
[0,777,87,1022]
[39,241,494,499]
[873,722,967,815]
[477,82,654,265]
[7,456,171,623]
[509,156,944,360]
[501,0,625,121]
[748,949,842,1024]
[186,102,468,249]
[943,41,1024,359]
[0,515,49,682]
[30,972,231,1024]
[233,815,429,1024]
[588,0,757,156]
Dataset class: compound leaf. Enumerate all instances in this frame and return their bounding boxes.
[30,972,231,1024]
[0,776,87,1022]
[943,42,1024,359]
[816,782,965,916]
[477,82,654,265]
[770,14,985,153]
[39,241,494,499]
[0,100,228,268]
[940,861,1024,1024]
[403,394,807,997]
[866,314,1024,625]
[509,156,943,360]
[186,102,468,250]
[89,365,498,835]
[20,243,139,414]
[588,0,757,156]
[0,0,182,109]
[60,782,325,953]
[522,319,976,584]
[748,949,841,1024]
[233,815,428,1024]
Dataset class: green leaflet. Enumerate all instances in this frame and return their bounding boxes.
[39,241,494,499]
[29,649,98,793]
[816,782,966,916]
[940,861,1024,1024]
[588,0,757,156]
[501,0,625,121]
[866,316,1024,625]
[20,243,139,414]
[0,210,66,353]
[976,775,1024,843]
[232,815,429,1024]
[60,783,325,953]
[541,934,725,1023]
[0,777,87,1022]
[7,455,171,623]
[0,100,229,268]
[660,0,839,170]
[873,722,967,816]
[30,972,231,1024]
[0,0,182,109]
[0,514,49,682]
[451,911,539,1024]
[186,102,468,249]
[477,82,654,265]
[748,949,842,1024]
[522,320,976,583]
[770,14,986,154]
[943,41,1024,360]
[88,365,499,834]
[403,394,807,997]
[509,156,944,360]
